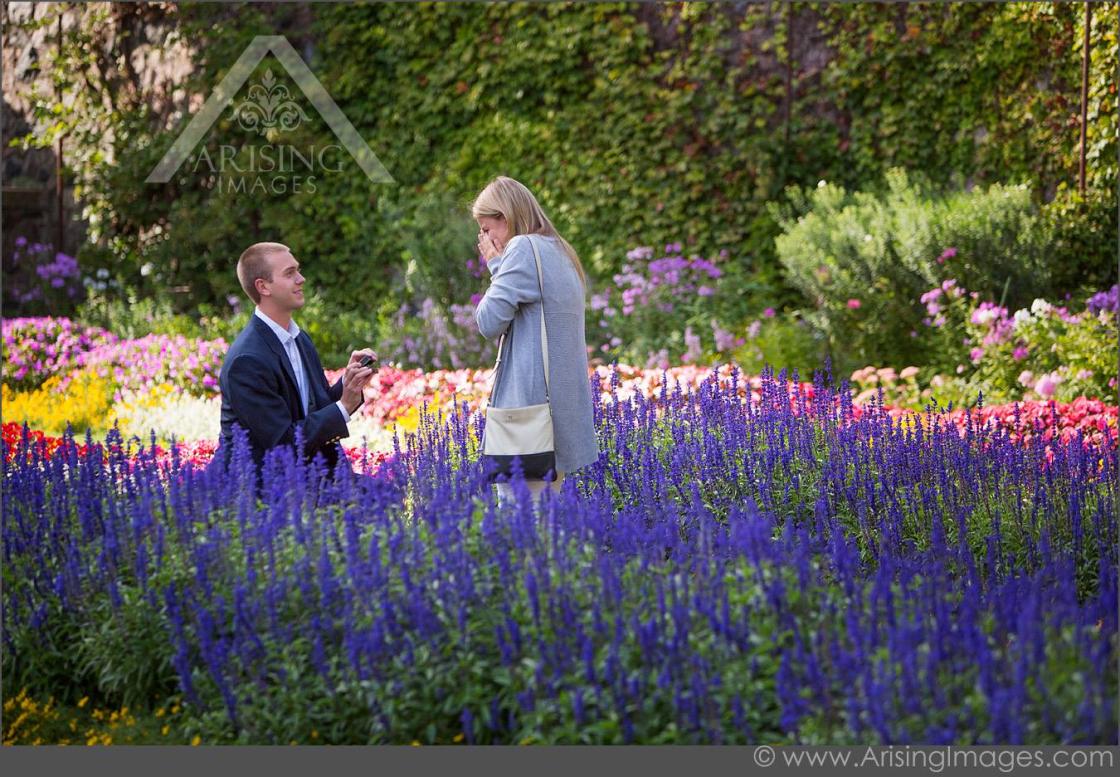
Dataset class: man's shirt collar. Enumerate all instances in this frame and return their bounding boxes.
[254,307,301,344]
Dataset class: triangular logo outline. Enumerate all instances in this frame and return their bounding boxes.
[146,35,394,184]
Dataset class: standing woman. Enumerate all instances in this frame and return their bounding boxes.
[473,176,599,501]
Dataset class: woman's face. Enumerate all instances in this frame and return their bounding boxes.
[477,215,510,252]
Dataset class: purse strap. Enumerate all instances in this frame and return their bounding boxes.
[486,235,550,406]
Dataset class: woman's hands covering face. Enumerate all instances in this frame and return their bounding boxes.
[477,230,504,262]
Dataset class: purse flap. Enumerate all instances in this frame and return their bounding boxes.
[483,403,555,455]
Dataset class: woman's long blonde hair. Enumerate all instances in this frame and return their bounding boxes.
[471,176,586,288]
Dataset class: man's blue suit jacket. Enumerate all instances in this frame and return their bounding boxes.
[213,314,349,476]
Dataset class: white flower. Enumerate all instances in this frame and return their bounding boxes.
[1013,309,1033,328]
[112,389,220,442]
[1030,298,1051,316]
[975,309,996,326]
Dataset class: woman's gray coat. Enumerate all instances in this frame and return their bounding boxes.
[475,233,600,474]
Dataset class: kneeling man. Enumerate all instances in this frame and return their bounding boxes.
[212,241,375,477]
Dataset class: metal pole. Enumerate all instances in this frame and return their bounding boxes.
[1079,1,1091,194]
[55,9,65,254]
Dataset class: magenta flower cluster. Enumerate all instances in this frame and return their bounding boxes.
[920,279,966,328]
[71,333,228,399]
[1,317,118,389]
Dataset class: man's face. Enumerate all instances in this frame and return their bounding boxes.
[260,250,305,311]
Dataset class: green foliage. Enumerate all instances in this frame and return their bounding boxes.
[76,587,179,711]
[8,2,1114,323]
[2,600,97,708]
[813,2,1117,194]
[386,191,484,309]
[772,169,1059,374]
[730,310,827,379]
[854,285,1119,410]
[76,290,213,340]
[1041,185,1120,298]
[294,293,380,368]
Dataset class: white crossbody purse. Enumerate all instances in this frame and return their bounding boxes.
[480,235,557,482]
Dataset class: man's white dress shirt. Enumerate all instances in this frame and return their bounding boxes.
[254,308,349,424]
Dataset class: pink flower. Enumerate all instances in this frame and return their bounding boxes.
[847,298,861,309]
[1012,346,1029,360]
[1035,372,1061,398]
[763,307,775,318]
[937,247,957,264]
[969,347,984,363]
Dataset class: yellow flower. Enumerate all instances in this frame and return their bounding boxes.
[170,704,181,715]
[2,371,114,435]
[191,735,202,746]
[86,735,99,746]
[155,707,166,718]
[453,733,464,743]
[161,725,170,736]
[77,696,89,709]
[310,730,319,740]
[411,740,421,747]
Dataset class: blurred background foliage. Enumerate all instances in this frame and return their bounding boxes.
[5,1,1116,374]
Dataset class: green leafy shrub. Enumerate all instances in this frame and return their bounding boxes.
[772,169,1055,373]
[1040,185,1119,298]
[730,310,827,378]
[76,291,211,341]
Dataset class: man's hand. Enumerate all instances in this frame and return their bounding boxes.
[341,349,377,414]
[346,348,378,369]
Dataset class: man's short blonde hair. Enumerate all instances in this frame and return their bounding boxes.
[237,242,289,304]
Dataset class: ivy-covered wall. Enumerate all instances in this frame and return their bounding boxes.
[10,1,1116,315]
